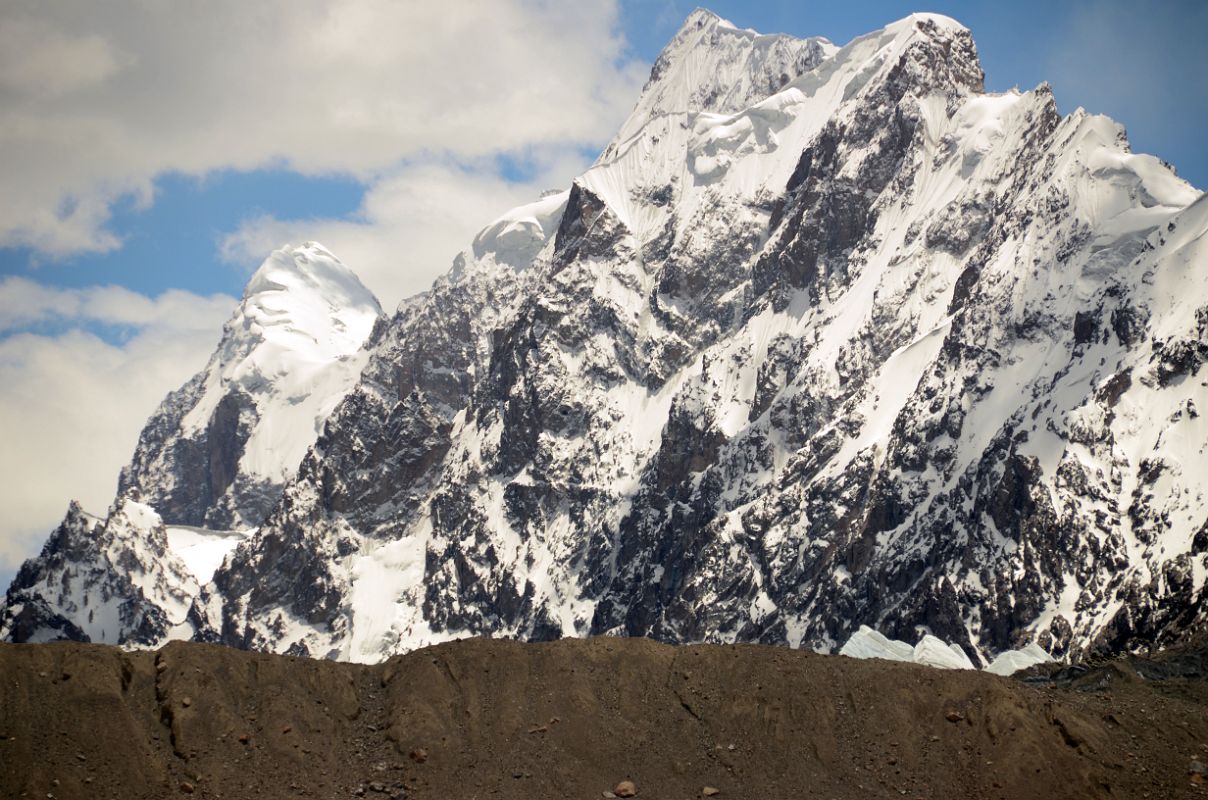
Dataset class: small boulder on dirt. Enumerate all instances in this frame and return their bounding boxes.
[614,779,638,797]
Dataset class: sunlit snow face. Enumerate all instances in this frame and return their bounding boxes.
[174,243,382,488]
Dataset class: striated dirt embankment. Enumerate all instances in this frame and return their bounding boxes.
[2,636,1207,799]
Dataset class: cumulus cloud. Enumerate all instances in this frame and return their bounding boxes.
[220,151,590,308]
[0,285,234,578]
[0,277,235,333]
[0,0,647,256]
[0,17,131,96]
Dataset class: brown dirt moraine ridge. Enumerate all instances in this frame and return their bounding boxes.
[2,636,1207,799]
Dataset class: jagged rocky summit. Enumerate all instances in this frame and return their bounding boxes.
[4,11,1207,667]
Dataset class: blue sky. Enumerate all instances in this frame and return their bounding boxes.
[0,0,1203,587]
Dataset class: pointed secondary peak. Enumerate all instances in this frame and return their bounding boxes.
[609,7,833,149]
[679,7,735,34]
[833,9,982,97]
[887,12,970,34]
[64,501,105,531]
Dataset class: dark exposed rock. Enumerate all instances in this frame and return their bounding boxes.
[1072,311,1098,346]
[925,196,992,255]
[1153,336,1207,386]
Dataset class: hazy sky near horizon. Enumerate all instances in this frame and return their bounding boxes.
[0,0,1204,587]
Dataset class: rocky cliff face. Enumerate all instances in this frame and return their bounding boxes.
[6,11,1207,664]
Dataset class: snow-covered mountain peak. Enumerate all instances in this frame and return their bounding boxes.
[612,8,984,161]
[182,243,383,466]
[681,8,730,29]
[239,242,382,361]
[824,10,984,99]
[116,243,385,530]
[885,12,970,35]
[607,8,835,151]
[584,8,986,257]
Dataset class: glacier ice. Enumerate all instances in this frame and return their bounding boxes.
[840,625,1054,675]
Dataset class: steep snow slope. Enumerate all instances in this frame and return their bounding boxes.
[119,242,383,529]
[165,526,250,584]
[207,10,1207,664]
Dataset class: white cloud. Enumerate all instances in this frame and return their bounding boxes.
[220,151,590,308]
[0,0,646,257]
[0,17,132,96]
[0,285,234,576]
[0,276,235,333]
